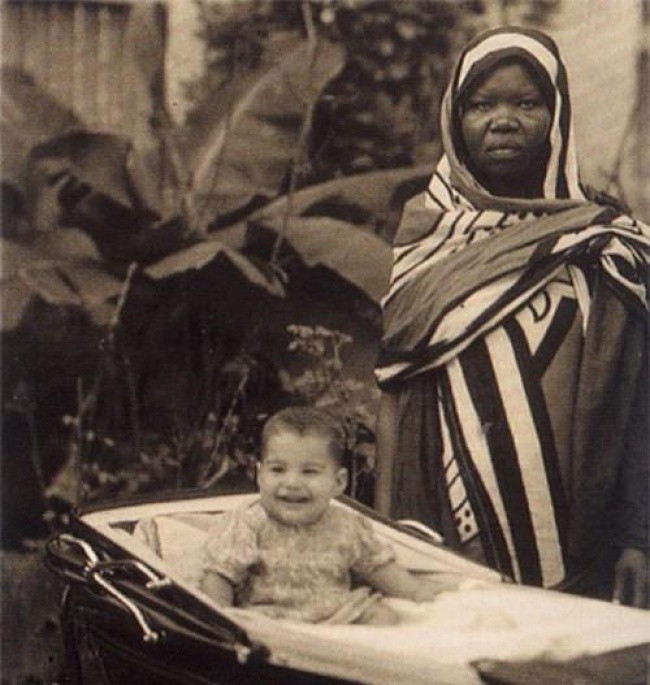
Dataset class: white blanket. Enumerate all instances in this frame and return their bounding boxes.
[124,510,650,685]
[226,586,650,685]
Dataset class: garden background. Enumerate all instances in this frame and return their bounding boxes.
[1,0,648,682]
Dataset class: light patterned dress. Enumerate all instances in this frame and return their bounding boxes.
[203,502,395,623]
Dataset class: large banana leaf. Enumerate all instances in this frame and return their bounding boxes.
[1,67,81,195]
[28,132,142,213]
[248,216,393,305]
[253,162,436,235]
[26,132,194,262]
[121,2,177,216]
[1,235,123,331]
[181,34,346,227]
[211,165,434,304]
[143,239,285,298]
[21,34,346,266]
[216,164,435,250]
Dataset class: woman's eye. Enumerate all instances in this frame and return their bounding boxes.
[468,101,491,113]
[519,99,539,110]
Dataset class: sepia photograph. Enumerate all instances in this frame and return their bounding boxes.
[1,0,649,683]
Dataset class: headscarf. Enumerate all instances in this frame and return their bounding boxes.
[376,27,649,388]
[443,26,583,207]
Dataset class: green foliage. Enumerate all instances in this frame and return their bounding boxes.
[3,4,430,523]
[0,0,574,539]
[191,0,306,89]
[60,349,276,503]
[190,0,563,180]
[282,324,379,501]
[310,0,468,176]
[190,0,485,181]
[50,322,379,507]
[180,34,345,227]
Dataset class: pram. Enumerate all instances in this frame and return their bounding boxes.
[46,486,650,685]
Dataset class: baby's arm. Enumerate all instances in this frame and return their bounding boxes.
[202,571,235,606]
[365,562,441,602]
[202,506,260,607]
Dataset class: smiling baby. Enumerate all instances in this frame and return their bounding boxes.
[201,406,441,624]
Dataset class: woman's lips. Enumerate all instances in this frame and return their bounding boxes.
[486,145,522,159]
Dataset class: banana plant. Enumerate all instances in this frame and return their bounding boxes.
[2,27,437,332]
[2,29,348,324]
[1,14,437,501]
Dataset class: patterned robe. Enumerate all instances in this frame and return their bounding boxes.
[376,27,649,594]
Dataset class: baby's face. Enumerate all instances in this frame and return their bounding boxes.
[258,431,347,526]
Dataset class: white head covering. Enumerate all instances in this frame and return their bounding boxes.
[432,26,587,211]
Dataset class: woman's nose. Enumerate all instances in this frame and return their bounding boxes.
[489,106,519,131]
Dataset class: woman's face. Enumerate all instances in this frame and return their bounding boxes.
[460,61,552,198]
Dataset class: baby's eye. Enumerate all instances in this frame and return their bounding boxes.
[267,465,285,474]
[302,468,320,475]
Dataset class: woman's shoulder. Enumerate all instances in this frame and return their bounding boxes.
[392,192,446,247]
[581,184,631,216]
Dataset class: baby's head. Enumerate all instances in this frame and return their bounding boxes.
[258,407,348,526]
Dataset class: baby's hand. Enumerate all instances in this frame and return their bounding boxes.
[202,571,235,606]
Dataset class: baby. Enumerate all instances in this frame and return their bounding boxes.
[201,406,442,624]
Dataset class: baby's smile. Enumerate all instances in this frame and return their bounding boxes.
[277,494,310,504]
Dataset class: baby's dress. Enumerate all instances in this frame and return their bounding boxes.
[202,502,395,622]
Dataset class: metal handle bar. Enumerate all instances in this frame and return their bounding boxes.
[57,533,101,570]
[53,533,164,643]
[90,570,160,643]
[93,559,172,590]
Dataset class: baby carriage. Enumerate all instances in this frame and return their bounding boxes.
[45,485,650,685]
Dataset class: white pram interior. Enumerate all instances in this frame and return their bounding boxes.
[82,493,650,685]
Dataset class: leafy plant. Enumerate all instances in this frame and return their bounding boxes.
[283,324,379,502]
[1,3,446,519]
[191,0,484,181]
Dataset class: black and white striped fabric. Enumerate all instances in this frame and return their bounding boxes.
[438,270,580,586]
[376,197,649,387]
[377,25,650,387]
[376,27,649,586]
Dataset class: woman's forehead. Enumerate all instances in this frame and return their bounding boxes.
[465,59,545,97]
[457,51,555,113]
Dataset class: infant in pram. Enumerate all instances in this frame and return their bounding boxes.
[200,407,447,624]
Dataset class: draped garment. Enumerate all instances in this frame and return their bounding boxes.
[376,27,649,591]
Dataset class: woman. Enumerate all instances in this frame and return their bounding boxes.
[375,26,649,606]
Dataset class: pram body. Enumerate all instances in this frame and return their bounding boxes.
[45,487,650,685]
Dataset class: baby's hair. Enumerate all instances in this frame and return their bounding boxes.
[261,406,347,468]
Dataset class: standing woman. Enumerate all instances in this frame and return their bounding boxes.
[375,27,649,606]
